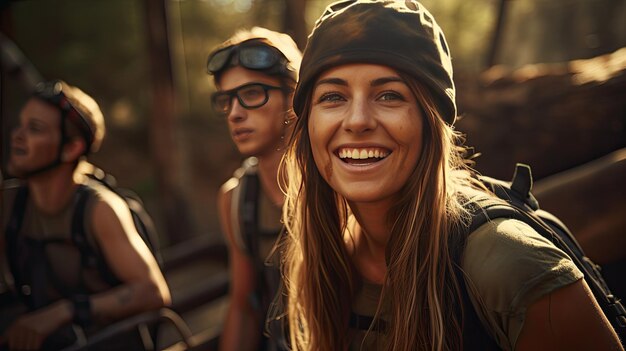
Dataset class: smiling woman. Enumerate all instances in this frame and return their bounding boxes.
[280,1,624,351]
[308,64,424,205]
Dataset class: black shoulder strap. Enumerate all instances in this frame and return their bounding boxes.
[471,165,626,343]
[456,266,501,351]
[71,185,121,288]
[6,186,29,296]
[241,171,261,261]
[71,185,93,293]
[5,186,74,305]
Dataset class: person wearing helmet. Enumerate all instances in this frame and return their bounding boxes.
[0,81,170,350]
[207,27,301,351]
[280,1,623,350]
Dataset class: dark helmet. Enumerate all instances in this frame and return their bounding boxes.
[33,80,105,154]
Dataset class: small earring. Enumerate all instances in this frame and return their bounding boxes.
[284,108,296,125]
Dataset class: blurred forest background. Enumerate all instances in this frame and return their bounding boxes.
[1,0,625,249]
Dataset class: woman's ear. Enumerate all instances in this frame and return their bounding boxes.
[61,138,87,162]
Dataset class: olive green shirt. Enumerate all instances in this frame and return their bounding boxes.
[350,218,583,350]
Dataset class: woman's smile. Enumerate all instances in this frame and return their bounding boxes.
[336,146,391,165]
[308,63,423,205]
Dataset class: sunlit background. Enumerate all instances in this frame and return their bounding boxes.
[1,0,625,348]
[3,0,623,246]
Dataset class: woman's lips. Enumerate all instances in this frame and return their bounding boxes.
[336,146,391,165]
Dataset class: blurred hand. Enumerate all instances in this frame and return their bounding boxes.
[1,302,67,351]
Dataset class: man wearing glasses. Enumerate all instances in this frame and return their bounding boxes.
[0,81,170,350]
[207,27,301,351]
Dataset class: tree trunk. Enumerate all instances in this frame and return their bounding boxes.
[456,47,626,180]
[283,0,307,50]
[144,0,193,244]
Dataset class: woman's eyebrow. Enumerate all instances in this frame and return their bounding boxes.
[314,76,403,89]
[371,76,404,87]
[315,77,348,87]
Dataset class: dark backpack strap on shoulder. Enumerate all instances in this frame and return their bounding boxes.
[85,171,163,267]
[241,171,261,261]
[6,186,29,300]
[6,186,28,238]
[455,266,501,351]
[71,185,121,289]
[451,219,501,351]
[71,185,93,293]
[471,164,626,343]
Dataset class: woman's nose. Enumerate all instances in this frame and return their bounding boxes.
[342,97,376,134]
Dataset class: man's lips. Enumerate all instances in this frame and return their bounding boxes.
[11,146,26,156]
[232,128,253,139]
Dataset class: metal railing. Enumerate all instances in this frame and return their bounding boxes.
[57,237,230,350]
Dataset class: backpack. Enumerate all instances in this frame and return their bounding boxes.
[462,163,626,346]
[81,170,162,268]
[5,171,162,304]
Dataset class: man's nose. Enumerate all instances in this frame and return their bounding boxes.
[227,96,248,122]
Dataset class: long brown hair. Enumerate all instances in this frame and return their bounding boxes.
[281,71,482,350]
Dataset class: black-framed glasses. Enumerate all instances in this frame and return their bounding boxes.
[33,80,94,150]
[207,40,291,76]
[211,82,288,116]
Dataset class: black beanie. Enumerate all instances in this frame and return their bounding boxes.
[294,0,456,125]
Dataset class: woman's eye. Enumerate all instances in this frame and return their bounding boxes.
[378,91,404,101]
[318,92,345,103]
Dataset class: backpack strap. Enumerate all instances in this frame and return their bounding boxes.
[71,185,122,288]
[85,171,163,266]
[71,185,94,293]
[240,171,270,315]
[347,312,388,334]
[456,266,501,351]
[5,186,29,305]
[235,163,290,349]
[241,171,261,263]
[5,186,82,307]
[470,165,626,343]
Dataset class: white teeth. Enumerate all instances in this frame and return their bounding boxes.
[338,148,389,160]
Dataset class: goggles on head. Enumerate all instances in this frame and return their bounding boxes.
[34,80,94,152]
[207,40,294,78]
